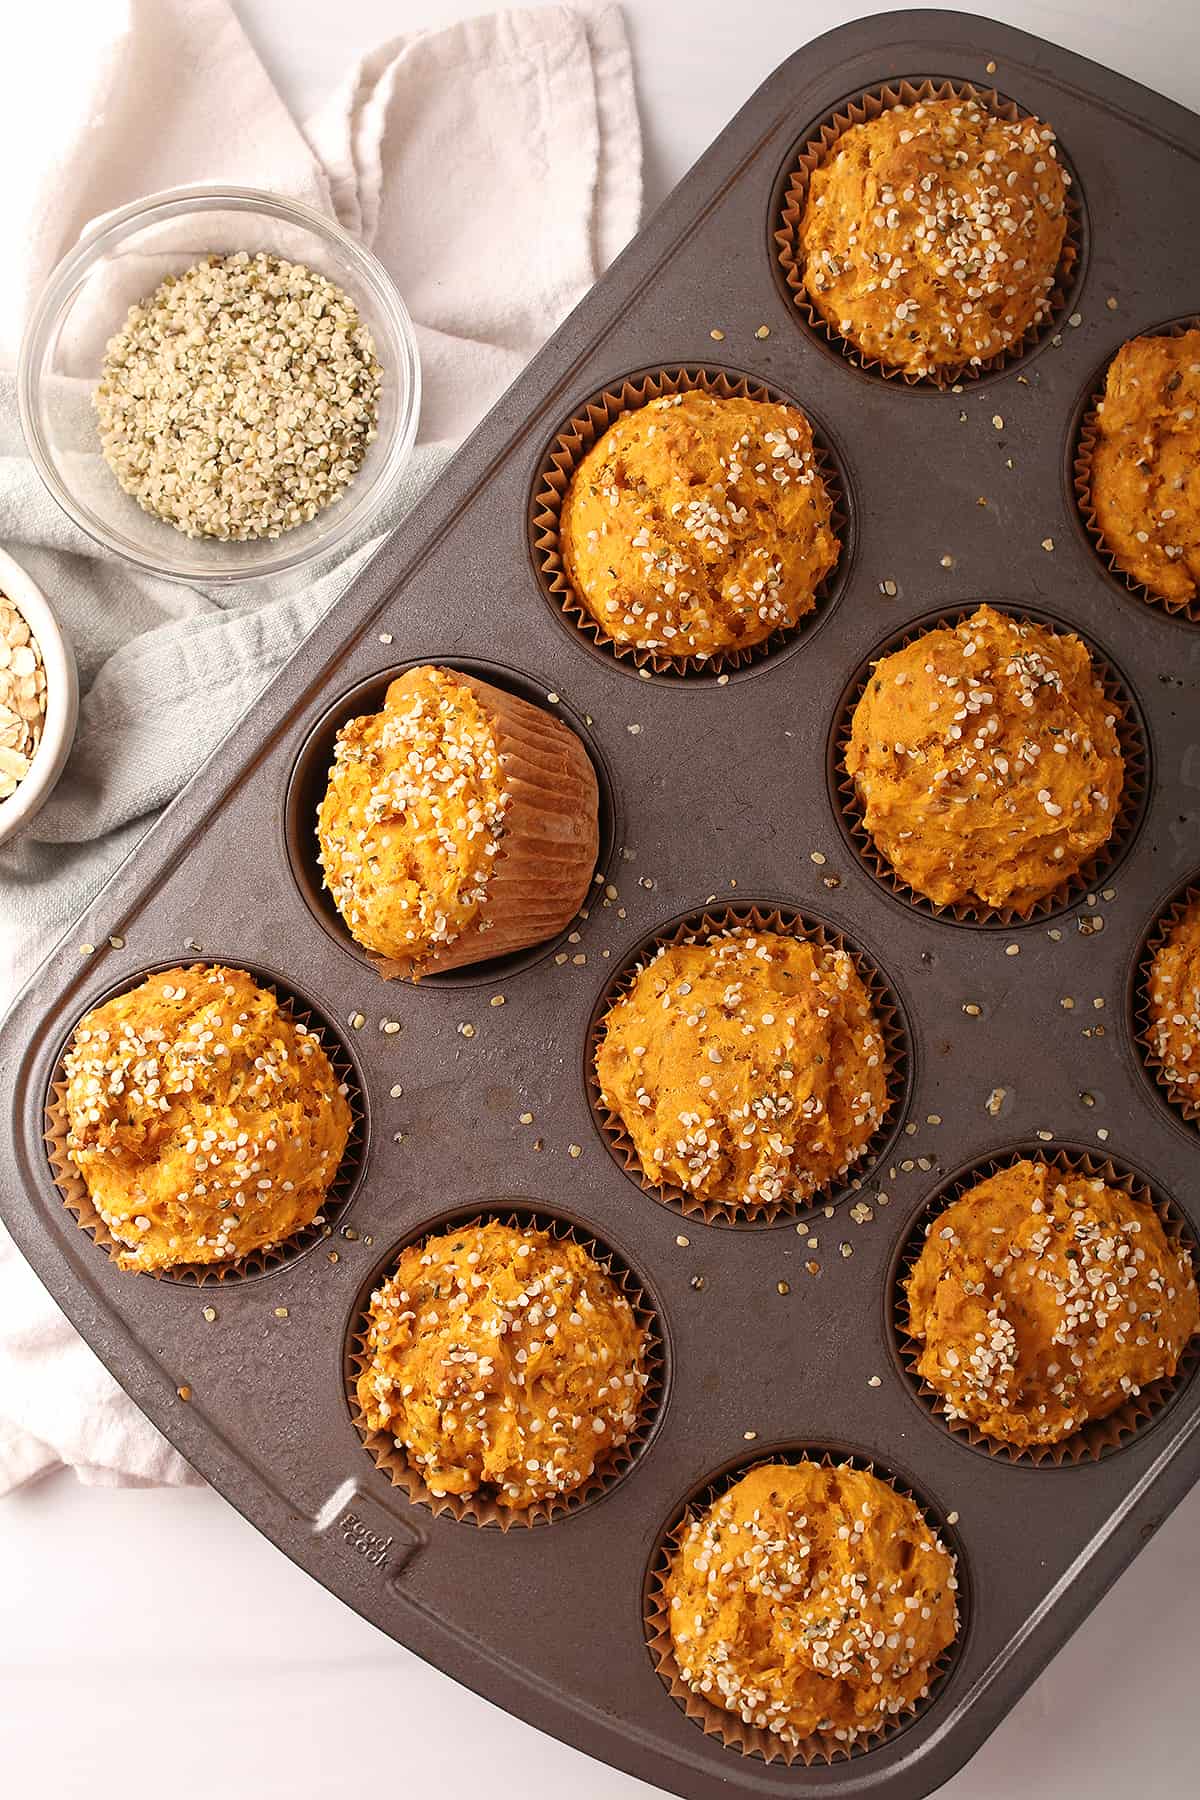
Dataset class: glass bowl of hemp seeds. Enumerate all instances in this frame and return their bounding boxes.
[17,187,421,585]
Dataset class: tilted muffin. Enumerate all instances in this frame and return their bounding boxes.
[845,606,1124,912]
[61,965,352,1272]
[560,391,839,661]
[317,665,598,978]
[594,927,889,1215]
[355,1221,649,1511]
[796,96,1069,378]
[1145,894,1200,1112]
[1088,329,1200,605]
[904,1160,1199,1448]
[662,1462,958,1748]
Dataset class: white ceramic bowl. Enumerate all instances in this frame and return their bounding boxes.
[17,186,421,585]
[0,546,79,847]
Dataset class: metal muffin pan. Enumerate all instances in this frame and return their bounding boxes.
[3,10,1200,1797]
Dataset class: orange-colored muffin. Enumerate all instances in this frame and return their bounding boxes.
[663,1462,958,1747]
[560,391,839,661]
[355,1221,649,1510]
[61,965,351,1271]
[905,1160,1199,1447]
[796,96,1069,377]
[317,665,598,978]
[845,606,1124,911]
[1088,329,1200,604]
[594,927,889,1214]
[1145,894,1200,1111]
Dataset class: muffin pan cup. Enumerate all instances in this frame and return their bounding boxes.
[585,901,910,1226]
[43,963,366,1286]
[891,1144,1200,1465]
[1072,314,1200,623]
[1133,879,1200,1128]
[4,13,1200,1800]
[530,364,851,679]
[643,1446,966,1766]
[773,76,1085,388]
[828,602,1150,925]
[344,1203,666,1529]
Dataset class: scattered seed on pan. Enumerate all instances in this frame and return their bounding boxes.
[839,1243,853,1259]
[379,632,393,645]
[1048,927,1062,941]
[275,1306,289,1319]
[690,1274,706,1291]
[675,1234,690,1247]
[1005,943,1020,957]
[810,850,827,866]
[777,1281,790,1295]
[108,935,125,949]
[349,1011,365,1030]
[343,1226,358,1241]
[962,1002,982,1016]
[986,1087,1007,1116]
[867,1375,882,1388]
[177,1385,191,1402]
[604,884,618,901]
[743,1428,757,1440]
[328,1251,339,1264]
[1060,996,1075,1009]
[458,1022,476,1038]
[1036,1129,1053,1142]
[489,995,506,1008]
[926,1114,941,1126]
[390,1083,404,1098]
[940,554,954,568]
[573,953,587,965]
[824,1205,834,1219]
[519,1111,534,1124]
[1080,1091,1096,1107]
[1093,997,1105,1010]
[904,1122,917,1136]
[555,952,568,965]
[992,415,1004,430]
[880,578,898,596]
[202,1306,217,1323]
[805,1259,821,1276]
[755,324,771,339]
[1041,537,1055,552]
[986,58,997,72]
[546,691,560,704]
[533,1138,544,1152]
[79,942,95,956]
[710,328,725,341]
[850,1202,873,1224]
[822,874,841,890]
[1097,1127,1110,1141]
[568,1144,582,1159]
[184,937,202,951]
[626,723,641,736]
[1068,312,1082,328]
[381,1018,401,1034]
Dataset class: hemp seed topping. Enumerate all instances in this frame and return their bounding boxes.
[94,251,381,541]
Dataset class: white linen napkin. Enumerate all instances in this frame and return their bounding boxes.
[0,0,641,1491]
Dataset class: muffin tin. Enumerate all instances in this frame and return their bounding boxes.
[3,11,1200,1798]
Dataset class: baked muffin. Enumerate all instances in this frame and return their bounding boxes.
[1145,894,1200,1111]
[904,1160,1199,1448]
[796,96,1069,378]
[355,1221,649,1511]
[594,927,889,1214]
[61,965,352,1272]
[317,665,598,978]
[1088,329,1200,605]
[845,605,1124,912]
[560,391,839,661]
[662,1462,958,1748]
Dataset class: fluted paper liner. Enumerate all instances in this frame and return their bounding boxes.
[644,1448,964,1765]
[1135,879,1200,1127]
[44,965,364,1287]
[529,366,847,678]
[893,1146,1200,1465]
[1073,315,1200,624]
[587,903,909,1226]
[345,1207,664,1529]
[831,605,1148,925]
[773,77,1083,387]
[346,668,599,980]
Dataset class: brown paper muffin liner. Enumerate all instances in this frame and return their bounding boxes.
[892,1144,1200,1465]
[586,902,910,1226]
[1073,315,1200,623]
[644,1446,965,1765]
[44,964,365,1287]
[529,366,848,679]
[830,604,1148,926]
[1134,878,1200,1127]
[773,77,1084,388]
[345,1205,664,1529]
[360,669,600,980]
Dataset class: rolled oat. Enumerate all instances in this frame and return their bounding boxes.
[0,594,48,803]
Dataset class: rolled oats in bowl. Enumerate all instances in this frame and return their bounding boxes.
[0,593,48,803]
[93,251,383,542]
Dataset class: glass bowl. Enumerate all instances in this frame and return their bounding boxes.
[17,186,421,585]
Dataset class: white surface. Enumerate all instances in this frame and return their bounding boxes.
[6,2,1200,1797]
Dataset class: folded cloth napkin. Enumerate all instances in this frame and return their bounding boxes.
[0,0,641,1492]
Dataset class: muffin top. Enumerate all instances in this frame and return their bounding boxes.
[594,927,889,1215]
[318,666,509,970]
[663,1462,958,1747]
[560,391,839,661]
[62,965,352,1271]
[355,1220,649,1511]
[1145,894,1200,1111]
[904,1160,1199,1448]
[845,605,1124,912]
[796,97,1069,378]
[1089,329,1200,604]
